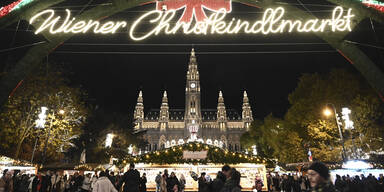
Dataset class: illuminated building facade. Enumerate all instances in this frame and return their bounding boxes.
[133,49,253,152]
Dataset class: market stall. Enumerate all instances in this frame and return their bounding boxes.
[119,142,271,191]
[0,156,36,176]
[131,163,267,191]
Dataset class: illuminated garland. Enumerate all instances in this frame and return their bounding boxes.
[118,142,274,166]
[0,0,34,18]
[358,0,384,12]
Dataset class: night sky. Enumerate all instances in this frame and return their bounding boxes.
[1,0,383,119]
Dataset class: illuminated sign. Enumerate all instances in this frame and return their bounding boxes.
[29,6,354,41]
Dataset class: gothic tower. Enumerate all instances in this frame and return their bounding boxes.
[134,90,144,130]
[159,91,169,132]
[242,91,253,131]
[184,48,202,139]
[217,91,227,132]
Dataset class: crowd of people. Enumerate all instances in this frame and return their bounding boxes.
[0,164,247,192]
[266,162,384,192]
[1,162,384,192]
[0,164,148,192]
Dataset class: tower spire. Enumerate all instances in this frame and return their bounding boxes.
[242,90,253,130]
[217,90,227,131]
[185,48,202,138]
[134,90,144,130]
[162,90,168,104]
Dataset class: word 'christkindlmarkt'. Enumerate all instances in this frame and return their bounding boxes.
[29,6,354,41]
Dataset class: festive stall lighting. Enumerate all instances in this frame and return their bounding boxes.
[342,160,373,169]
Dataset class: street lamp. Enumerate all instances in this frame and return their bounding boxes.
[31,106,48,164]
[341,107,356,158]
[323,103,347,162]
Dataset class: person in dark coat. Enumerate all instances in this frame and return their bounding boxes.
[334,175,345,192]
[119,163,140,192]
[139,173,147,192]
[210,171,226,192]
[166,172,180,192]
[32,174,41,192]
[198,173,209,192]
[220,168,241,192]
[281,174,291,192]
[40,172,52,192]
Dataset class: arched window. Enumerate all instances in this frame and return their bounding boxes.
[153,144,157,151]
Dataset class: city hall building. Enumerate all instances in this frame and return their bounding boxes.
[133,49,253,152]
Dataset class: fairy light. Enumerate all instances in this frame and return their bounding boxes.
[30,6,354,40]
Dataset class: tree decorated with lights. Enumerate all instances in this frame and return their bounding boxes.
[0,63,88,162]
[242,69,384,163]
[286,69,384,162]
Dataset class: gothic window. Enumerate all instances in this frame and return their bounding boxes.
[153,144,157,151]
[161,144,165,149]
[235,144,238,151]
[228,144,232,151]
[148,144,151,151]
[160,122,166,131]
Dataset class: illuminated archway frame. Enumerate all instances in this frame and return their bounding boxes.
[0,0,384,107]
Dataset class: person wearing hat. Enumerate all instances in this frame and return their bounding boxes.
[307,162,338,192]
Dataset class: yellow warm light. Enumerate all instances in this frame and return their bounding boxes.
[59,109,65,114]
[146,155,150,158]
[323,108,333,117]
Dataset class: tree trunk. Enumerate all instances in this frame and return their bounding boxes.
[15,137,24,159]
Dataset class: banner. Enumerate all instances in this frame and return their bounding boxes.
[182,151,208,159]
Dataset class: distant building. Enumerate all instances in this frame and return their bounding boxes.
[133,49,253,152]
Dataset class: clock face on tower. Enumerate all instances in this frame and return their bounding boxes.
[190,83,196,88]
